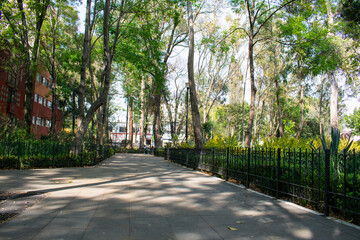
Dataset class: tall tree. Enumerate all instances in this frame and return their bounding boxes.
[2,0,51,132]
[187,0,203,148]
[231,0,295,147]
[73,0,136,148]
[40,0,79,136]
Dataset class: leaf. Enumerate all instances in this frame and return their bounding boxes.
[68,181,72,183]
[228,226,238,231]
[55,181,60,183]
[236,221,244,224]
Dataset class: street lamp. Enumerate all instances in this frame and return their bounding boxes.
[185,82,189,143]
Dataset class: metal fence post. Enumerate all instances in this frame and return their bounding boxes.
[80,145,84,167]
[17,141,21,170]
[93,145,96,165]
[226,147,229,181]
[247,147,251,188]
[324,149,330,216]
[276,148,281,199]
[186,148,189,167]
[212,148,215,175]
[52,143,55,168]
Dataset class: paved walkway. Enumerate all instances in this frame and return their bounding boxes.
[0,154,359,240]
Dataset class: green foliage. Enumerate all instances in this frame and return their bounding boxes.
[114,148,144,154]
[202,121,214,140]
[170,147,360,222]
[258,136,312,150]
[178,142,193,149]
[212,103,249,138]
[0,123,36,141]
[204,134,240,149]
[0,141,114,169]
[341,0,360,39]
[345,108,360,135]
[316,127,353,155]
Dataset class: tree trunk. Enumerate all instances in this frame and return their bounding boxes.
[326,0,338,131]
[296,78,304,138]
[72,0,115,150]
[329,71,338,129]
[319,79,324,135]
[50,24,57,136]
[153,93,162,148]
[72,92,76,132]
[125,104,128,144]
[77,0,92,129]
[96,107,103,145]
[127,97,134,148]
[187,0,203,149]
[241,63,247,146]
[164,95,176,146]
[102,98,109,144]
[254,100,265,140]
[244,23,256,147]
[14,0,49,132]
[269,97,275,137]
[139,76,146,149]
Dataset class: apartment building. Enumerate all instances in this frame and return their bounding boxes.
[0,55,62,138]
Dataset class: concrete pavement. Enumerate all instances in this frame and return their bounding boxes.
[0,154,359,240]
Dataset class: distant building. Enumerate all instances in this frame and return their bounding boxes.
[110,122,153,147]
[0,52,62,138]
[109,121,185,147]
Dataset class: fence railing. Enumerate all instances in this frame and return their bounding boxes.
[0,141,114,169]
[164,147,360,221]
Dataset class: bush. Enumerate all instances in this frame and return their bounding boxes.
[204,134,240,149]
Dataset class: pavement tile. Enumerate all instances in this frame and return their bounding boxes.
[98,199,131,209]
[82,227,129,240]
[130,228,176,240]
[130,206,166,218]
[32,227,85,240]
[130,217,169,229]
[93,208,129,218]
[1,154,360,240]
[2,216,55,229]
[88,215,129,229]
[172,227,222,240]
[201,215,246,227]
[56,208,96,219]
[168,215,210,229]
[0,228,40,240]
[45,216,91,229]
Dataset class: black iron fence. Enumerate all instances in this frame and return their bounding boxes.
[165,147,360,221]
[0,141,114,169]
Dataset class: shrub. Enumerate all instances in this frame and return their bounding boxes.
[204,134,241,149]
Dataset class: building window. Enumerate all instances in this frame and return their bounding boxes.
[46,120,51,128]
[48,100,52,109]
[37,73,41,82]
[32,116,36,125]
[45,79,49,88]
[49,82,53,89]
[42,119,45,126]
[36,117,42,126]
[38,96,43,105]
[44,99,47,107]
[34,93,38,102]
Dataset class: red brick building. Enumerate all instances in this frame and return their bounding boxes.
[0,60,62,138]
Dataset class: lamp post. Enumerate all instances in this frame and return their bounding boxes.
[185,82,189,143]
